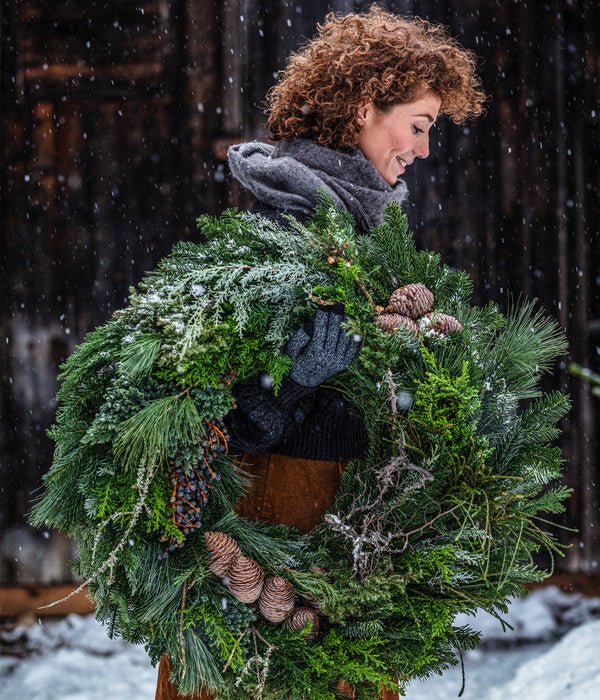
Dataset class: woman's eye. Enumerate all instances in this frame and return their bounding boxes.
[412,126,425,135]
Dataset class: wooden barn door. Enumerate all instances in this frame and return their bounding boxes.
[1,0,220,582]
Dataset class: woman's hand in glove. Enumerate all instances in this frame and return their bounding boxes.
[286,304,361,388]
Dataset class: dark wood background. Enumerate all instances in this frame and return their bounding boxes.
[2,0,598,584]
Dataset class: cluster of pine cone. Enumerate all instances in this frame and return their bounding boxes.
[204,531,320,640]
[374,283,463,337]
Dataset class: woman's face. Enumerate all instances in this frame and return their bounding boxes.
[355,91,442,185]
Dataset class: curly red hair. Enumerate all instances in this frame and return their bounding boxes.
[266,6,486,148]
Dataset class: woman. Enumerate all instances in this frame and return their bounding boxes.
[156,6,485,699]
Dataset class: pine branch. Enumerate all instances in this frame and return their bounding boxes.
[118,332,162,379]
[114,393,203,471]
[483,298,568,399]
[569,362,600,397]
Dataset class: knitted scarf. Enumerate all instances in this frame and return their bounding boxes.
[227,137,408,233]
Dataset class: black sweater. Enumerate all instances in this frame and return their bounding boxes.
[225,376,368,460]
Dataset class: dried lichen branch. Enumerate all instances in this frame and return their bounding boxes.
[233,625,276,699]
[324,447,455,578]
[385,368,398,416]
[39,455,157,609]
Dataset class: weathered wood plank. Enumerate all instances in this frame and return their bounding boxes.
[0,585,95,618]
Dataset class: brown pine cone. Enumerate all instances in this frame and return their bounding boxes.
[287,606,320,640]
[420,312,464,336]
[258,576,296,623]
[310,566,328,575]
[203,531,241,577]
[375,313,420,336]
[387,283,434,319]
[228,555,265,603]
[302,593,328,616]
[332,679,355,699]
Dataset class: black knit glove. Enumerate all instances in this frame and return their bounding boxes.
[287,304,360,388]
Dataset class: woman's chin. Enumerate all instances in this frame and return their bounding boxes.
[384,165,405,184]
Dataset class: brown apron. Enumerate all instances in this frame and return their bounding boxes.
[155,453,398,700]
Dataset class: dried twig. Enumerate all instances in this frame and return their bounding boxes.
[179,580,189,680]
[223,629,248,673]
[354,275,376,308]
[324,446,446,578]
[385,368,398,416]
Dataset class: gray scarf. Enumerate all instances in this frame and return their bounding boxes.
[227,137,408,233]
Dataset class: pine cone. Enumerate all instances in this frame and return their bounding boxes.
[228,555,265,603]
[288,606,320,640]
[387,283,434,319]
[375,313,420,336]
[303,596,326,616]
[258,576,296,623]
[420,312,464,336]
[332,679,355,699]
[204,531,241,577]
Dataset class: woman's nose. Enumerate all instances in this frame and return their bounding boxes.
[415,135,430,159]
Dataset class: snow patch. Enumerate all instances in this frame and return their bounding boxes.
[488,621,600,700]
[1,588,599,700]
[455,585,600,644]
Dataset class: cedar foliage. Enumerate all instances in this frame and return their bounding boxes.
[30,201,570,698]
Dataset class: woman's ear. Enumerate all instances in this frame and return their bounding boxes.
[356,102,372,126]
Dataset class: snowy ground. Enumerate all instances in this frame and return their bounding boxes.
[1,586,599,700]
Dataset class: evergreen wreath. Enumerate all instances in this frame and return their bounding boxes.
[31,200,571,699]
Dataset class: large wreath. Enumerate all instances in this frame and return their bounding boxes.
[31,200,570,699]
